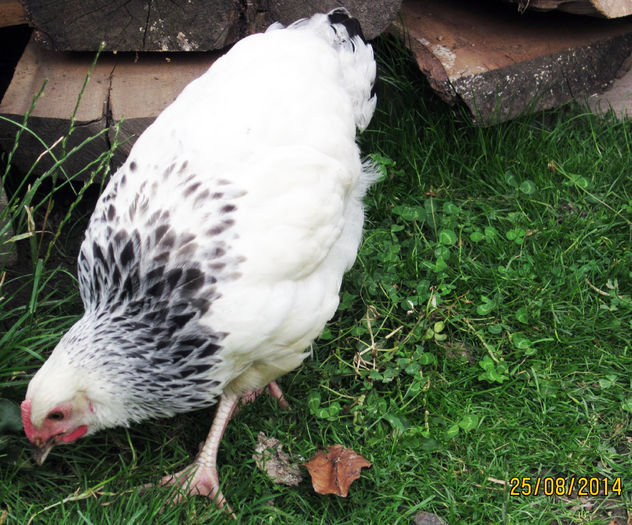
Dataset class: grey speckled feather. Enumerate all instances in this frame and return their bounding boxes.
[68,159,247,421]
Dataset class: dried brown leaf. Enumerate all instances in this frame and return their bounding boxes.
[304,444,371,497]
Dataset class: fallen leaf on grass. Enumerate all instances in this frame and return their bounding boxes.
[252,432,303,486]
[304,444,371,497]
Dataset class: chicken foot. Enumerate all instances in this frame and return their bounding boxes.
[155,381,288,516]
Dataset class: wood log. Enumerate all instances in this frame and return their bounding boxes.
[0,37,220,180]
[0,38,112,181]
[502,0,632,18]
[0,0,26,27]
[394,0,632,124]
[21,0,401,52]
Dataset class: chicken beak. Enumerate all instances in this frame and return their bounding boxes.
[32,439,55,465]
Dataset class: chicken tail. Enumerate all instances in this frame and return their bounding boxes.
[267,8,377,132]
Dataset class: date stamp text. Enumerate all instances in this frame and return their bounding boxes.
[509,477,622,497]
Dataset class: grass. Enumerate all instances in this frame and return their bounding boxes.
[1,35,631,524]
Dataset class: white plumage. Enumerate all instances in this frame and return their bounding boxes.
[21,8,377,510]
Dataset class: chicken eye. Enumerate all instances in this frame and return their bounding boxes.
[47,411,65,421]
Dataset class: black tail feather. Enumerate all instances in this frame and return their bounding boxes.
[328,8,366,43]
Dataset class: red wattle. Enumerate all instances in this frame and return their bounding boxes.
[62,425,88,443]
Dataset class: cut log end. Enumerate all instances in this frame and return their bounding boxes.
[395,0,632,124]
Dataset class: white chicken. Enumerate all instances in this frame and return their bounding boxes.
[21,8,377,511]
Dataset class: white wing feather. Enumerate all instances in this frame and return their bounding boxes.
[122,28,376,388]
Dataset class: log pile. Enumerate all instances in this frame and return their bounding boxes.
[0,2,401,178]
[0,40,221,178]
[21,0,401,51]
[393,0,632,123]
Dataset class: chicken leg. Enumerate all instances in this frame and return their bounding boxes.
[158,381,288,516]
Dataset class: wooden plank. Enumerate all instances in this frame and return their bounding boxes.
[502,0,632,18]
[22,0,401,52]
[0,37,222,179]
[0,37,113,180]
[0,0,26,27]
[395,0,632,124]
